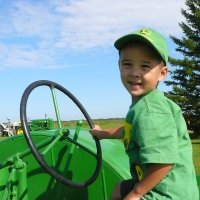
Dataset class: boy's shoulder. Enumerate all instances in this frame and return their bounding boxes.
[133,89,181,115]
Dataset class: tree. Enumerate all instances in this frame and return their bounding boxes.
[165,0,200,135]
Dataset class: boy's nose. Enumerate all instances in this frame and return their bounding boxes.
[129,68,140,77]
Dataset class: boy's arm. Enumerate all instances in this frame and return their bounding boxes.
[124,163,173,200]
[89,125,124,139]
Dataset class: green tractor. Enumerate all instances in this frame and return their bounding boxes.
[0,80,199,200]
[16,118,54,135]
[28,118,54,132]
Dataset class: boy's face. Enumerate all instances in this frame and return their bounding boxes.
[119,43,168,101]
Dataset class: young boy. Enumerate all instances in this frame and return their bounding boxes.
[90,28,199,200]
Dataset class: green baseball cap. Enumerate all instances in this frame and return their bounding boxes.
[114,28,168,64]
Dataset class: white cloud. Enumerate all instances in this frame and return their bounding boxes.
[0,0,186,69]
[53,0,186,49]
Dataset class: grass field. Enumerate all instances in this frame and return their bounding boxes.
[192,139,200,175]
[60,118,124,129]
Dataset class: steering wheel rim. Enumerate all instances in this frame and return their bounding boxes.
[20,80,102,188]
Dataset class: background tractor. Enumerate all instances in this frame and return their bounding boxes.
[0,118,21,137]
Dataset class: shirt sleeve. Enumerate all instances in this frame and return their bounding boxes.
[135,112,179,164]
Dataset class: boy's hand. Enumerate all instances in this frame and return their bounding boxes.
[89,125,104,140]
[90,125,124,140]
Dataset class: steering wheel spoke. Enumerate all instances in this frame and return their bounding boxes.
[40,131,63,156]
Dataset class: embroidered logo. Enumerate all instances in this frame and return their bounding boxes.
[124,121,132,149]
[135,165,144,181]
[140,29,151,36]
[130,164,144,181]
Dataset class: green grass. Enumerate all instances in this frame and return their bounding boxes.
[192,139,200,175]
[59,118,124,129]
[93,118,124,129]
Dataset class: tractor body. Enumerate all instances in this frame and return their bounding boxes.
[0,125,131,200]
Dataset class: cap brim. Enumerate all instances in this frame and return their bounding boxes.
[114,34,153,50]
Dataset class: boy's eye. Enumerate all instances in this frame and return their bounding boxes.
[121,62,132,68]
[141,64,151,69]
[122,61,131,65]
[124,62,131,66]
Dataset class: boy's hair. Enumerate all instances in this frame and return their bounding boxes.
[118,40,164,64]
[114,28,168,65]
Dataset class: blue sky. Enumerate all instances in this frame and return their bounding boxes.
[0,0,186,123]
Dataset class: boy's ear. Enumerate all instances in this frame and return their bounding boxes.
[159,66,168,81]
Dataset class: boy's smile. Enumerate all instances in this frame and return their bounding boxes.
[119,43,168,102]
[128,82,142,90]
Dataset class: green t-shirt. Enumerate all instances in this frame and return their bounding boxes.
[123,89,199,200]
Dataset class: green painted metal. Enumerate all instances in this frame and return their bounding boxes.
[41,130,63,156]
[29,118,54,131]
[0,125,131,200]
[50,85,62,129]
[196,175,200,199]
[64,121,83,172]
[13,157,28,200]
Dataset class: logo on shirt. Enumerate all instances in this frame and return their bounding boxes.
[124,121,132,149]
[131,164,144,181]
[124,121,144,181]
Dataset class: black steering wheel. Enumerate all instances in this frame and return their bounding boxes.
[20,80,102,188]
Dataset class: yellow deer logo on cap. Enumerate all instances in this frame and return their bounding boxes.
[140,29,151,36]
